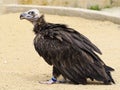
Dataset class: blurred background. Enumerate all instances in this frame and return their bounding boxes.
[0,0,120,22]
[1,0,120,9]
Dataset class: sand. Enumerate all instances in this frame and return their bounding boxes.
[0,13,120,90]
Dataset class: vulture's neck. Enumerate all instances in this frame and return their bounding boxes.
[33,16,47,34]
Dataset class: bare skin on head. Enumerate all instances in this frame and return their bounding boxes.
[20,9,41,25]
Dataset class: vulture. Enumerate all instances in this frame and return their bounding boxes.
[20,9,115,85]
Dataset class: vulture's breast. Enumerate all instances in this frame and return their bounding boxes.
[33,33,70,65]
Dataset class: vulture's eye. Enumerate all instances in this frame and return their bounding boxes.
[28,11,35,15]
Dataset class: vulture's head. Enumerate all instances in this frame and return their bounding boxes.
[20,9,44,25]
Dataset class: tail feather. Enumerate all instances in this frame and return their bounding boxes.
[105,65,115,71]
[107,71,115,84]
[104,65,115,84]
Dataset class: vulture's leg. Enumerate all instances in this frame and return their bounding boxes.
[53,66,68,83]
[39,66,61,84]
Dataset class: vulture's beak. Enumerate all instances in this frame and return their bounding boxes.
[20,13,28,20]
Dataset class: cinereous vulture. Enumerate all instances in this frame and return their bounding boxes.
[20,9,115,85]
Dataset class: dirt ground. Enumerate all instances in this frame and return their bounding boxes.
[0,13,120,90]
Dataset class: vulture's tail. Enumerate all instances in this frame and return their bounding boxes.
[104,65,115,84]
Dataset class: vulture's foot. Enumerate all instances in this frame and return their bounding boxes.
[39,77,57,84]
[39,80,56,84]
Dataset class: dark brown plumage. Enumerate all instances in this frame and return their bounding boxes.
[20,9,115,84]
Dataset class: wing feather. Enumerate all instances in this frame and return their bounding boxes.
[50,27,102,55]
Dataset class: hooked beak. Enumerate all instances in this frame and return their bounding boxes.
[20,13,27,20]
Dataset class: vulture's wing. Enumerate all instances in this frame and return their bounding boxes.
[48,26,102,61]
[58,28,102,54]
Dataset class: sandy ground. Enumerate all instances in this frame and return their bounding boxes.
[0,13,120,90]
